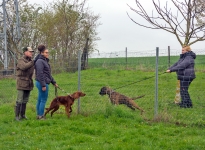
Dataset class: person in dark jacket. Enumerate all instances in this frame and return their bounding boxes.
[166,46,196,108]
[35,45,58,120]
[15,47,34,121]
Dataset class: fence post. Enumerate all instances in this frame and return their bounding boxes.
[77,50,81,114]
[125,47,127,69]
[155,47,159,119]
[14,53,16,75]
[168,46,170,67]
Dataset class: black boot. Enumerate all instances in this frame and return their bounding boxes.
[180,89,193,108]
[186,93,193,108]
[15,103,21,121]
[20,103,28,120]
[180,90,186,108]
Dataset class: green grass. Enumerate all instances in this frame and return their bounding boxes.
[1,56,205,149]
[88,55,205,71]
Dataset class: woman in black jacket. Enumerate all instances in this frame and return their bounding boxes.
[166,46,196,108]
[35,45,58,119]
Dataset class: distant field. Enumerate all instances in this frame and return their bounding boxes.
[88,55,205,71]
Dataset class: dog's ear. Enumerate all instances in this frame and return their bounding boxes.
[72,92,80,99]
[106,90,111,95]
[102,87,107,92]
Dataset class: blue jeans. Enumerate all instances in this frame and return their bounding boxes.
[36,81,49,116]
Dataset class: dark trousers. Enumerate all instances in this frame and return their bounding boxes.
[16,90,30,104]
[180,79,193,107]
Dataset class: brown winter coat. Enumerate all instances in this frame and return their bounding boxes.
[16,55,35,90]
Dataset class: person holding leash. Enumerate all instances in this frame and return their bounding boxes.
[166,45,196,108]
[15,47,35,121]
[35,45,58,120]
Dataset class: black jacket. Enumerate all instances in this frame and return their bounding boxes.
[169,51,196,81]
[35,54,56,87]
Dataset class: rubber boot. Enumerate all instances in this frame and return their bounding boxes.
[180,89,193,108]
[15,103,21,121]
[20,103,28,120]
[179,90,187,108]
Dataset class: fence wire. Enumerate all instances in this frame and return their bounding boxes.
[0,48,205,126]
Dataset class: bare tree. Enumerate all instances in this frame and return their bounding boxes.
[196,0,205,25]
[81,38,89,70]
[127,0,205,46]
[0,0,100,72]
[127,0,205,104]
[1,0,42,57]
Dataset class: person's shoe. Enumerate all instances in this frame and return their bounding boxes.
[14,103,21,121]
[15,116,21,121]
[179,103,187,108]
[20,115,28,120]
[38,116,46,120]
[179,102,193,108]
[187,103,193,108]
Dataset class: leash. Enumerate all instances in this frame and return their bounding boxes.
[55,86,70,97]
[113,72,167,90]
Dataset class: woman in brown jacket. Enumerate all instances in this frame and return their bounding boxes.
[15,47,34,121]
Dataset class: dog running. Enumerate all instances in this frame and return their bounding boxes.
[44,91,86,118]
[99,86,145,114]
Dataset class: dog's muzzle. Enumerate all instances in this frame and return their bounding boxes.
[99,91,106,95]
[99,89,107,95]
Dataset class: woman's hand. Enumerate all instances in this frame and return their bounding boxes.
[166,70,171,73]
[54,84,58,88]
[42,86,46,91]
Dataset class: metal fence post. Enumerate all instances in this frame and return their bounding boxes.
[14,53,16,75]
[125,47,127,69]
[155,47,159,119]
[77,50,81,114]
[168,46,170,67]
[3,0,8,70]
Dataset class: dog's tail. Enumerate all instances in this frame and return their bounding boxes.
[132,95,145,100]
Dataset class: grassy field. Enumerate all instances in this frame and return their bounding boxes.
[1,56,205,149]
[88,55,205,71]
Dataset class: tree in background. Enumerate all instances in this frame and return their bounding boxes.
[19,2,42,51]
[35,0,100,72]
[127,0,205,46]
[1,0,100,72]
[127,0,205,104]
[0,0,42,57]
[196,0,205,26]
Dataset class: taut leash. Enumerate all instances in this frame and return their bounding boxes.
[114,72,166,90]
[55,86,70,97]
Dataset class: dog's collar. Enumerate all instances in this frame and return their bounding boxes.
[68,95,74,99]
[107,90,114,97]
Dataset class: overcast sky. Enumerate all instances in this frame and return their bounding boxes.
[28,0,205,53]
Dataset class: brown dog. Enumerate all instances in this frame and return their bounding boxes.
[44,91,86,118]
[99,87,144,114]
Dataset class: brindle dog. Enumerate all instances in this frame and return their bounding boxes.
[99,86,145,114]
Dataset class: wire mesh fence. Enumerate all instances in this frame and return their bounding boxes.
[0,48,205,125]
[82,48,205,125]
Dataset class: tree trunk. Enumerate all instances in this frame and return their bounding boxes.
[81,38,89,70]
